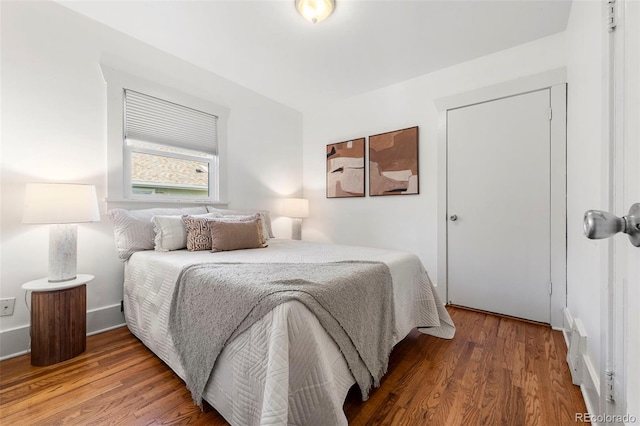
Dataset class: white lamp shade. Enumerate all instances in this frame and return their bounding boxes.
[23,183,101,224]
[282,198,309,218]
[295,0,335,23]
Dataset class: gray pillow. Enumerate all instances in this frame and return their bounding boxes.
[108,206,207,260]
[207,207,274,238]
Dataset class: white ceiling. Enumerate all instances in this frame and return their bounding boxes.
[58,0,572,112]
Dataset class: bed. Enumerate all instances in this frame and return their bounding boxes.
[111,207,455,425]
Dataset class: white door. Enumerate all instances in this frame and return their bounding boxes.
[447,89,551,323]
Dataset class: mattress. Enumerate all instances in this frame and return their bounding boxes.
[123,239,455,425]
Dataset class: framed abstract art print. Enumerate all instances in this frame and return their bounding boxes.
[369,126,419,196]
[326,138,365,198]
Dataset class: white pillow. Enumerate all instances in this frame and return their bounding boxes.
[152,213,218,252]
[108,206,208,260]
[207,207,274,238]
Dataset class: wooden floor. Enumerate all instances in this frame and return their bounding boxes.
[0,306,587,425]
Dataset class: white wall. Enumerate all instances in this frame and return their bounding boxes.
[0,1,302,358]
[302,32,566,292]
[565,0,607,390]
[301,0,614,414]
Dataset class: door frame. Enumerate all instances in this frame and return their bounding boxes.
[435,69,568,328]
[601,0,639,419]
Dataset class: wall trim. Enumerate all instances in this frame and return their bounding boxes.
[581,355,601,425]
[86,303,126,336]
[562,307,601,424]
[562,306,574,346]
[0,303,125,361]
[0,326,31,361]
[434,68,567,111]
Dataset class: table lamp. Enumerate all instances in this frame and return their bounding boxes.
[23,183,100,282]
[282,198,309,240]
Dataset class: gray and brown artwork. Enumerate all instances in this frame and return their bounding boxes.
[369,127,418,196]
[326,138,365,197]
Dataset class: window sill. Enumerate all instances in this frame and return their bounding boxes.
[105,198,229,206]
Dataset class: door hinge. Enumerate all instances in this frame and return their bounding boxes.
[549,281,553,295]
[606,370,615,402]
[549,108,553,120]
[607,0,617,32]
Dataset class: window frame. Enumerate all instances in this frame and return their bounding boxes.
[101,65,229,204]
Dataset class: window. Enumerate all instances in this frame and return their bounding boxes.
[123,89,218,200]
[101,65,228,203]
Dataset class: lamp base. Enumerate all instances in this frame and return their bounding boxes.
[291,218,302,241]
[49,224,77,282]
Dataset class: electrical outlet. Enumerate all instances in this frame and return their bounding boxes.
[1,298,16,316]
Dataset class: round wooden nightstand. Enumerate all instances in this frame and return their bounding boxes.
[22,274,94,366]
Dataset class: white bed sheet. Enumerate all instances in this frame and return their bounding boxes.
[123,239,454,426]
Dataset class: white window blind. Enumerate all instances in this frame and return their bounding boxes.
[124,89,218,154]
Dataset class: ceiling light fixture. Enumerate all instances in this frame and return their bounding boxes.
[295,0,335,24]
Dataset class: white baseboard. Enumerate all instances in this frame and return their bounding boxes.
[86,303,126,335]
[0,303,125,361]
[562,306,573,347]
[562,307,601,425]
[567,317,588,385]
[581,355,601,423]
[0,326,31,361]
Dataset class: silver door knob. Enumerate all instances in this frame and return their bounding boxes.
[584,203,640,247]
[450,214,458,221]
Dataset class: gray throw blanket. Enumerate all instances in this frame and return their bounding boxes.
[168,261,395,407]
